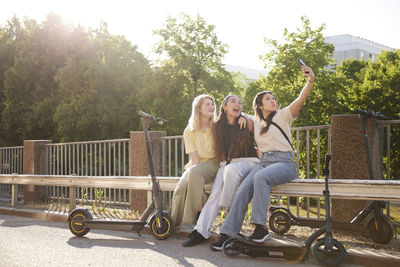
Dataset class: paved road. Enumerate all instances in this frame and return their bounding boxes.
[0,214,360,267]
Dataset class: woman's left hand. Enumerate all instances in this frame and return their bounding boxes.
[238,116,247,129]
[302,66,315,81]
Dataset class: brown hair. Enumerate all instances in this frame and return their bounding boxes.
[253,91,277,135]
[213,95,253,161]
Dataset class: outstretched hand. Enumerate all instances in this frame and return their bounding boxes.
[302,66,315,80]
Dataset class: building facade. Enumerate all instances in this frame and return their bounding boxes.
[325,34,393,65]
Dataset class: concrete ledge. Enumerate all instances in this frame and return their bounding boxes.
[1,207,399,266]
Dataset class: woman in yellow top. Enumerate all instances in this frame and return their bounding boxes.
[171,94,220,227]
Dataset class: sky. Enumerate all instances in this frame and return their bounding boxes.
[1,0,400,70]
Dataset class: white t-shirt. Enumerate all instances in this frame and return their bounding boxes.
[253,107,295,152]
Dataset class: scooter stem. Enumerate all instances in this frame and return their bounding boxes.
[141,117,162,211]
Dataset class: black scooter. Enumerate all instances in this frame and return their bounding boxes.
[269,109,394,244]
[223,154,347,266]
[68,111,174,240]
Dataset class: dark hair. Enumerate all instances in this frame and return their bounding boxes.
[213,95,238,161]
[213,95,252,161]
[253,91,277,135]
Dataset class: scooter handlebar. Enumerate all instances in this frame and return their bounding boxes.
[325,154,331,169]
[138,110,168,125]
[323,154,331,177]
[353,108,391,120]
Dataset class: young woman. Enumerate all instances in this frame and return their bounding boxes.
[171,94,220,227]
[183,95,259,247]
[211,65,315,250]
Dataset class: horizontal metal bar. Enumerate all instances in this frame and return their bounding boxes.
[292,125,330,131]
[46,139,129,146]
[0,146,24,150]
[376,120,400,125]
[1,174,400,201]
[160,136,184,140]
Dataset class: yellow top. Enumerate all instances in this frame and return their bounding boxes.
[183,125,215,168]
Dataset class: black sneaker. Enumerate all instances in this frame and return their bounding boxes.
[210,233,230,251]
[182,230,205,247]
[249,226,270,243]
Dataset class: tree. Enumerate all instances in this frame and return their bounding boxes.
[1,14,74,145]
[244,16,346,178]
[55,22,152,141]
[247,16,344,126]
[151,13,238,134]
[358,50,400,179]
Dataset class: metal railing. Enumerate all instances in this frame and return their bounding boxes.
[377,120,400,180]
[45,139,130,206]
[1,120,398,219]
[1,174,399,208]
[0,146,24,199]
[158,125,332,217]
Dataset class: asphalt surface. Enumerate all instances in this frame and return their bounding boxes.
[0,214,362,267]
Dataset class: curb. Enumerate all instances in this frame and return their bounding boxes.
[1,207,399,266]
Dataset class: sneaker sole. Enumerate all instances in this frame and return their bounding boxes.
[211,245,223,251]
[250,233,270,243]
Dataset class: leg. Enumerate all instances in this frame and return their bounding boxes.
[250,161,296,226]
[220,164,263,237]
[182,159,219,225]
[171,170,190,227]
[194,165,225,239]
[219,160,257,208]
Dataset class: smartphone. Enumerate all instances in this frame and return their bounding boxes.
[297,58,309,74]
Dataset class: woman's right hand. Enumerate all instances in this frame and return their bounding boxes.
[302,66,315,81]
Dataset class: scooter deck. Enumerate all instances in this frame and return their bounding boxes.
[84,219,147,231]
[224,238,305,262]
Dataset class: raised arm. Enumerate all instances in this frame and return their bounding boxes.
[288,66,315,118]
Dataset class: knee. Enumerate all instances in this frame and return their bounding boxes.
[187,166,204,186]
[223,166,240,183]
[254,172,269,187]
[187,165,202,177]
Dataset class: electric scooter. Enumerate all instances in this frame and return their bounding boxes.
[268,109,394,244]
[223,154,347,266]
[68,111,174,240]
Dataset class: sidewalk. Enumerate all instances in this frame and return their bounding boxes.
[1,206,399,267]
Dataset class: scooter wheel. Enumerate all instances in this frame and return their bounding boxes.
[368,217,394,244]
[149,212,174,240]
[69,209,91,237]
[312,238,346,266]
[223,238,243,257]
[269,210,291,234]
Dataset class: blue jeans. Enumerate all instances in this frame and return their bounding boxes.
[220,151,296,237]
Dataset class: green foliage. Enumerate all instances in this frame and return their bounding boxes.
[0,15,151,145]
[359,51,400,179]
[0,13,398,179]
[150,13,240,134]
[54,22,151,141]
[253,16,338,126]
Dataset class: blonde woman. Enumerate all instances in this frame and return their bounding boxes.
[171,94,220,227]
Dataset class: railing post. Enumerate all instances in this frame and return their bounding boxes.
[129,131,165,213]
[69,186,76,211]
[23,140,52,204]
[330,115,383,228]
[11,184,17,207]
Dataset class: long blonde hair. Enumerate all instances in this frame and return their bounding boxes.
[188,94,216,130]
